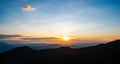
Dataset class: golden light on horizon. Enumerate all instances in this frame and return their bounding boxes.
[62,36,70,41]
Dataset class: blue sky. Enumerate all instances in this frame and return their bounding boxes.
[0,0,120,44]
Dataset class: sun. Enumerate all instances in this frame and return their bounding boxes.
[63,36,70,41]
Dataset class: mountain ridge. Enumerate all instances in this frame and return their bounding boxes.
[0,39,120,64]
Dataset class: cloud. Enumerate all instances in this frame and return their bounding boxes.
[0,34,22,39]
[22,5,36,11]
[21,37,59,40]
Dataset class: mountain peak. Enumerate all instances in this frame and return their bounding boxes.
[107,39,120,45]
[1,46,33,55]
[97,39,120,49]
[13,46,33,51]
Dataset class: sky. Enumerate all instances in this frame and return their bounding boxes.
[0,0,120,45]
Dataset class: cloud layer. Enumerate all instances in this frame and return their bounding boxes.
[0,34,22,39]
[21,37,59,40]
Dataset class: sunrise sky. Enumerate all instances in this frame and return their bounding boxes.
[0,0,120,45]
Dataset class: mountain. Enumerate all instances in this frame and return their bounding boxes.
[0,42,61,53]
[0,40,120,64]
[0,42,16,53]
[0,41,101,53]
[27,44,60,50]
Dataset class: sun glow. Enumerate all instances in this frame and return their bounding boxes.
[63,36,70,41]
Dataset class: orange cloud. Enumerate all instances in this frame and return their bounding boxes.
[22,5,36,11]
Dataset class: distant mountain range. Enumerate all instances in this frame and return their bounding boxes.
[0,42,16,53]
[0,41,100,53]
[0,40,120,64]
[0,42,61,53]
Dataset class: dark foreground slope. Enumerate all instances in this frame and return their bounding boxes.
[0,42,16,53]
[0,40,120,64]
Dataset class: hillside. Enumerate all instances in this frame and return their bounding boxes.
[0,42,16,53]
[0,40,120,64]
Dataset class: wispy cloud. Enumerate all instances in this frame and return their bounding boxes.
[22,5,36,11]
[21,37,59,40]
[0,34,22,39]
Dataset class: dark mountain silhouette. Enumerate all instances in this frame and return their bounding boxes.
[0,42,16,53]
[28,44,60,50]
[0,40,120,64]
[0,42,61,53]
